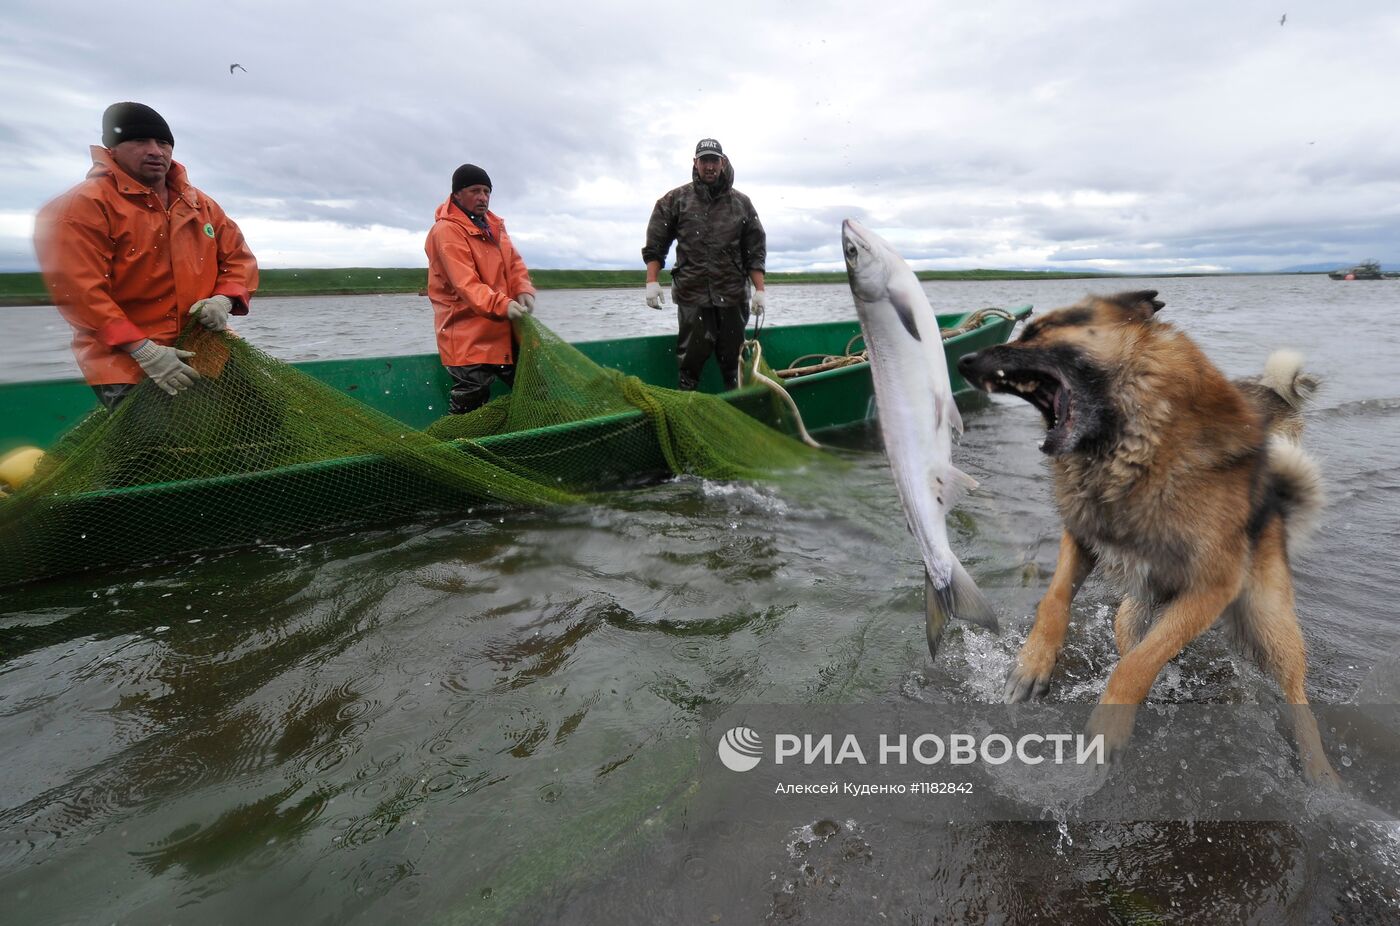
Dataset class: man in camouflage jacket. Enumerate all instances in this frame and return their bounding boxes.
[642,138,767,391]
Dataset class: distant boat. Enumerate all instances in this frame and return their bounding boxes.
[1328,260,1400,280]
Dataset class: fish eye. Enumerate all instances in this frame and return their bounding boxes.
[844,243,858,260]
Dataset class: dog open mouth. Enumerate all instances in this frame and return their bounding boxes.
[988,367,1073,453]
[956,342,1113,457]
[956,350,1081,455]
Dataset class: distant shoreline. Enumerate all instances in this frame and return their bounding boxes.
[0,267,1325,307]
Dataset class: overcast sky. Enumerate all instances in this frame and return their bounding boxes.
[3,1,1397,274]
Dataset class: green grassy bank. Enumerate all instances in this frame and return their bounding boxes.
[0,266,1123,306]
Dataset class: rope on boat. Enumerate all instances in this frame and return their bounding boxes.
[740,337,823,449]
[740,306,1017,451]
[938,306,1019,338]
[777,332,869,379]
[773,307,1018,380]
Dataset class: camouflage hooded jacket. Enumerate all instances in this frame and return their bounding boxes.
[641,159,766,308]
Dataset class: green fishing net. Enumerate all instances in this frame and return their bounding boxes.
[428,316,818,482]
[0,315,823,589]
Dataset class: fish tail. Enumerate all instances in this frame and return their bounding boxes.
[924,571,951,660]
[924,560,999,660]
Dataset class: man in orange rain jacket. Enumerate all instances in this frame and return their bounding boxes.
[34,102,259,409]
[34,100,260,409]
[424,163,536,414]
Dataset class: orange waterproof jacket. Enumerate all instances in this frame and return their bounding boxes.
[34,146,258,385]
[424,200,534,366]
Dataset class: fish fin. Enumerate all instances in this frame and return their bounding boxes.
[889,288,922,342]
[951,558,998,631]
[945,393,965,434]
[951,465,978,494]
[924,560,998,659]
[936,465,979,508]
[931,389,964,434]
[924,569,950,660]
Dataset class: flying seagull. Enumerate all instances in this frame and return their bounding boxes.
[229,63,247,74]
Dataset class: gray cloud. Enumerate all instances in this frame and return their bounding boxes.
[3,1,1399,274]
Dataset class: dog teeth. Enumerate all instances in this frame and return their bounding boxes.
[995,369,1006,379]
[1012,381,1037,393]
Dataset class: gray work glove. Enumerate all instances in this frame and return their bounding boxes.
[506,300,528,320]
[645,281,666,310]
[517,292,536,313]
[129,339,200,395]
[190,294,233,331]
[750,290,766,317]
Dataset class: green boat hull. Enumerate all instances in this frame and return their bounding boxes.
[0,309,1029,588]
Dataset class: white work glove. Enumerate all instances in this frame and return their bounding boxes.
[645,281,666,310]
[506,300,528,320]
[129,339,200,395]
[190,294,233,331]
[517,292,536,314]
[750,290,766,317]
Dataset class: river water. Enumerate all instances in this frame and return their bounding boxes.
[1,275,1399,923]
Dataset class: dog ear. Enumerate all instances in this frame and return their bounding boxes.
[1106,290,1166,322]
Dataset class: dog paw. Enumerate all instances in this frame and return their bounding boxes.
[1003,664,1053,703]
[1303,756,1343,791]
[1085,703,1137,767]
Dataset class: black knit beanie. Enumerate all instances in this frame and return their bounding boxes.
[451,163,492,193]
[102,102,174,148]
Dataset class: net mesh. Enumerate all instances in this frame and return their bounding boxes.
[427,317,817,481]
[0,316,824,589]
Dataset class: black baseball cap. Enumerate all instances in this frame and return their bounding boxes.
[694,138,724,159]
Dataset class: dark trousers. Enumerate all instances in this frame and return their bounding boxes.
[676,303,749,391]
[446,363,515,414]
[91,383,136,410]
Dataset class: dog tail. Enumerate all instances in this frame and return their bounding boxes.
[1242,349,1320,445]
[1260,349,1320,411]
[1268,435,1325,547]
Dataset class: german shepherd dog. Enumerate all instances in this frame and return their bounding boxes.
[957,291,1339,786]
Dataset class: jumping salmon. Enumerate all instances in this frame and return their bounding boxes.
[841,218,997,657]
